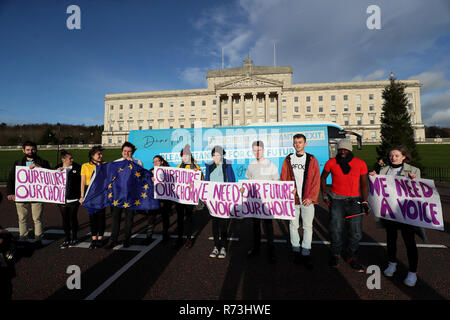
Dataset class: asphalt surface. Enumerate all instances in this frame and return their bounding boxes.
[0,184,449,302]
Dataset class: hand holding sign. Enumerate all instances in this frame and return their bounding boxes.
[14,166,67,204]
[368,175,443,230]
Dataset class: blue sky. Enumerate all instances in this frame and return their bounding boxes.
[1,0,449,126]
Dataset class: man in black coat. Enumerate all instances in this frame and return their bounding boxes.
[6,141,50,242]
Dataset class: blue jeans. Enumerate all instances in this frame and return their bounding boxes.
[329,197,363,259]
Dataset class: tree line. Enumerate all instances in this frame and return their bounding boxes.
[0,123,103,146]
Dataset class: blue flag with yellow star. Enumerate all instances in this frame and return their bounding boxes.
[83,160,160,214]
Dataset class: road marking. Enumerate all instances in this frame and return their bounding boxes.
[84,234,162,300]
[5,227,448,249]
[207,237,448,249]
[5,227,64,234]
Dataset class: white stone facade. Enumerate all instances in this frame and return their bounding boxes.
[102,57,425,146]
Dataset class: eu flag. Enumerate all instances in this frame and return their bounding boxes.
[83,160,160,214]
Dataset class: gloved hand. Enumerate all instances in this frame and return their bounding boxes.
[361,201,371,215]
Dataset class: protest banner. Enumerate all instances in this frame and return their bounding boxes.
[239,180,296,220]
[368,175,444,231]
[153,166,202,205]
[195,181,243,219]
[15,166,67,204]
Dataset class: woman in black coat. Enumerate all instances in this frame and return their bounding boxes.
[55,150,81,249]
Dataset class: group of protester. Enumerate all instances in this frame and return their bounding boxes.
[5,135,423,287]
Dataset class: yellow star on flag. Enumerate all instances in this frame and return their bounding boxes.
[112,200,119,206]
[128,164,133,170]
[108,184,112,189]
[123,202,130,208]
[141,193,147,199]
[118,168,124,172]
[135,172,141,178]
[134,200,141,206]
[143,184,149,190]
[108,193,113,199]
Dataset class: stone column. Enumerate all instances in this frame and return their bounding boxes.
[253,93,257,124]
[217,95,222,127]
[264,92,270,123]
[240,93,245,126]
[276,91,281,122]
[228,94,233,126]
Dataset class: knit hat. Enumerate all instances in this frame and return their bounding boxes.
[180,144,191,156]
[337,139,352,152]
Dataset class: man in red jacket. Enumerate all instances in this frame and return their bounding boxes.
[281,134,320,269]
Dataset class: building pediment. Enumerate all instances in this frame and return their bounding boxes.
[216,76,283,90]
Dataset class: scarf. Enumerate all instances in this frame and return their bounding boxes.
[335,152,354,175]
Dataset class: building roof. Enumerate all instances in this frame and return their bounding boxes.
[206,65,293,78]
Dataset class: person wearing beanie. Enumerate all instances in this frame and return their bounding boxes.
[320,139,369,272]
[205,145,236,259]
[174,144,203,249]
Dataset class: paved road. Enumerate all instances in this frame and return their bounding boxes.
[0,185,449,301]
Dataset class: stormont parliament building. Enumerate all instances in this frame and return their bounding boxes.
[102,56,425,146]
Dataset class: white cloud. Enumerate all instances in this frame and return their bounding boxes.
[422,90,450,126]
[424,108,450,127]
[409,71,450,92]
[178,67,208,87]
[351,70,386,82]
[192,0,450,83]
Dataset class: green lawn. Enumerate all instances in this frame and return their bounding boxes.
[0,148,121,181]
[352,144,450,169]
[1,144,449,181]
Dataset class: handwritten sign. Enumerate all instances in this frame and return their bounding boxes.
[196,180,296,220]
[153,166,202,205]
[195,181,243,219]
[368,175,444,231]
[240,180,296,220]
[15,166,67,204]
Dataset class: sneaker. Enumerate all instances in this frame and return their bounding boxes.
[88,240,96,249]
[95,239,104,248]
[209,247,219,258]
[69,239,79,248]
[218,247,226,259]
[348,258,364,272]
[404,272,417,287]
[329,255,339,268]
[384,262,397,277]
[60,241,70,249]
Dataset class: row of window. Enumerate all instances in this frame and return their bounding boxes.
[109,101,417,121]
[108,93,415,111]
[108,113,382,132]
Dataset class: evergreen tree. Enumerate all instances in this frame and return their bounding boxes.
[376,73,422,169]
